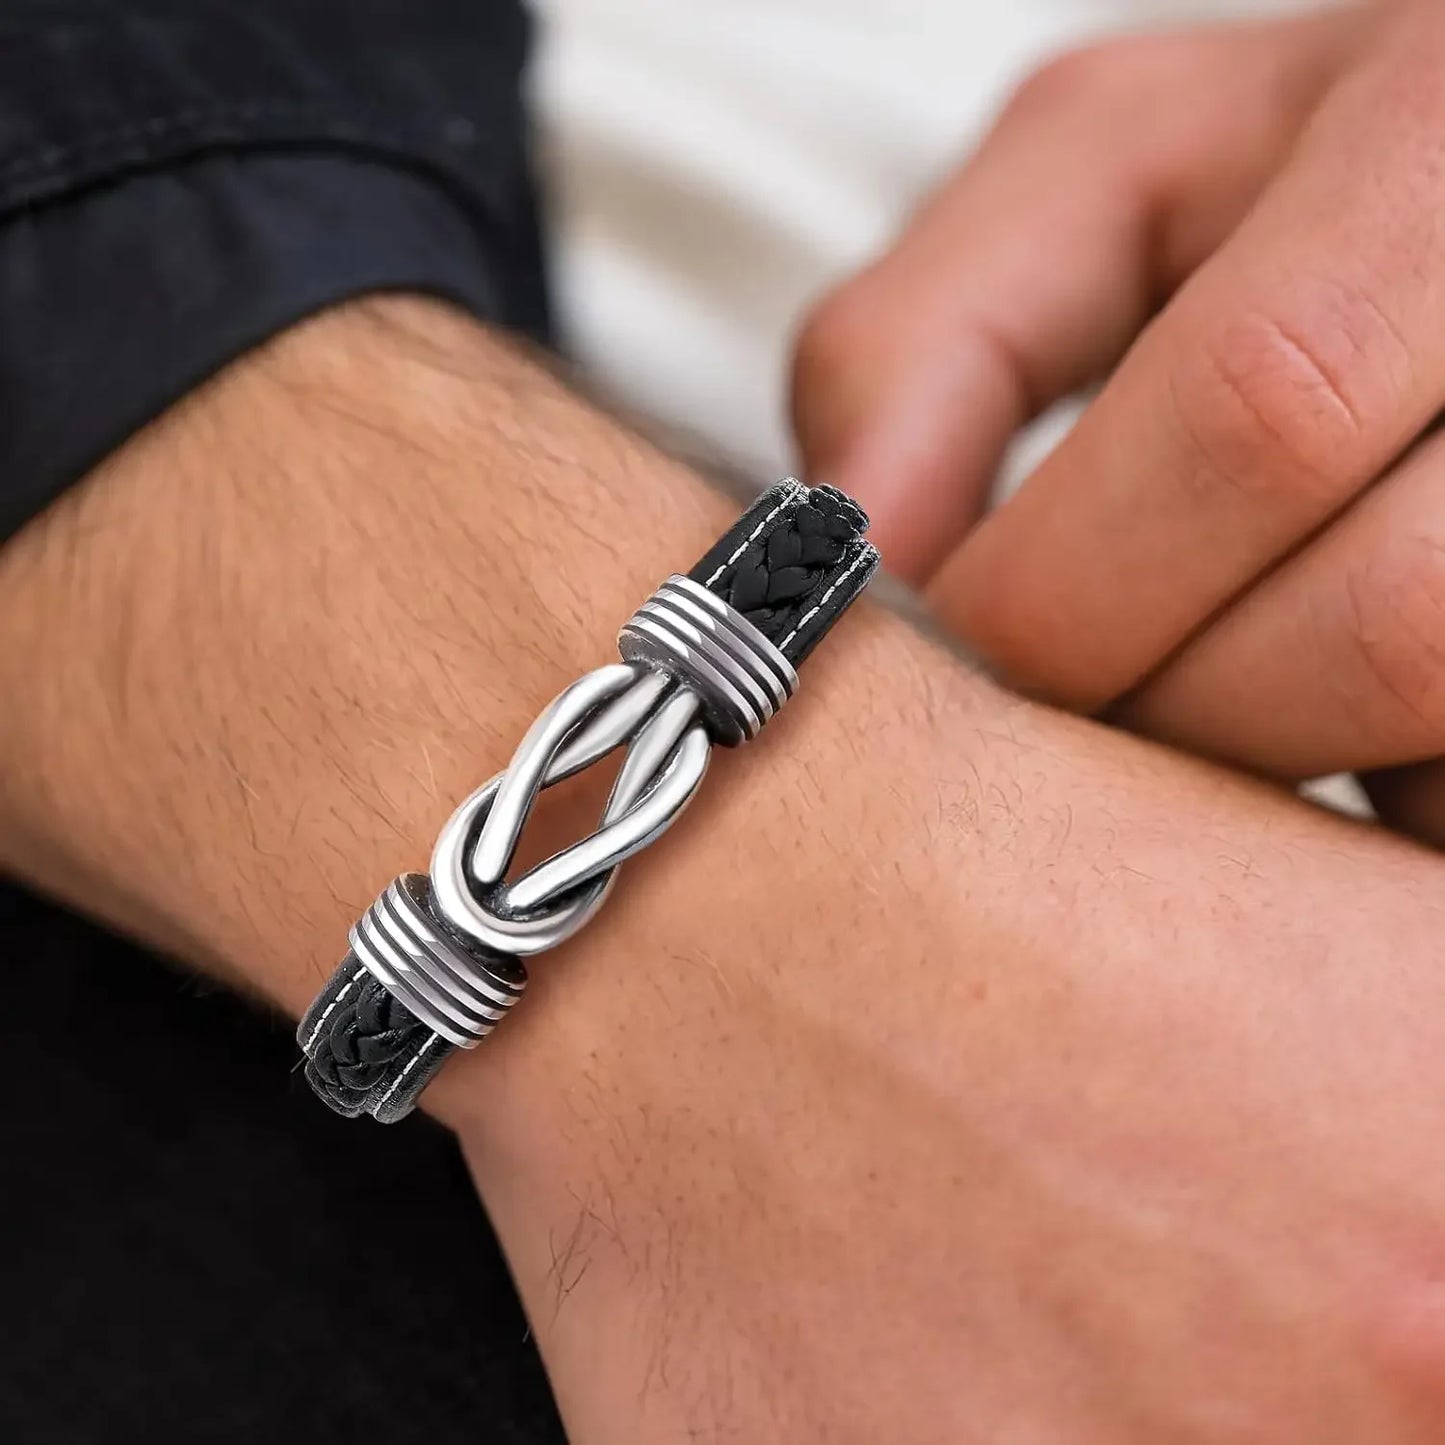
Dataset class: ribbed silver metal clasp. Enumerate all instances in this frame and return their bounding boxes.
[348,873,526,1048]
[619,575,798,745]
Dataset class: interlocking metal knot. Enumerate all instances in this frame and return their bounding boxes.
[427,577,798,970]
[328,576,804,1050]
[301,483,877,1117]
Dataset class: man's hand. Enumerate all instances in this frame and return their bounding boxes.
[8,298,1445,1442]
[791,1,1445,842]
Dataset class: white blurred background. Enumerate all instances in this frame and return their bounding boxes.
[531,0,1324,477]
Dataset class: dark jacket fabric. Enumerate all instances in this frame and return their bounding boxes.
[0,4,563,1440]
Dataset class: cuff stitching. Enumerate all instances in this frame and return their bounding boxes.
[0,99,479,215]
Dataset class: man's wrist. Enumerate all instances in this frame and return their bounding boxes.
[0,296,738,1012]
[12,294,1445,1444]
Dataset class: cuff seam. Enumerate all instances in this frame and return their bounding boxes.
[0,98,504,219]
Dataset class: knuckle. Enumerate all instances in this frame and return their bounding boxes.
[1005,37,1186,120]
[1006,47,1120,121]
[1171,292,1400,511]
[792,287,858,392]
[790,277,892,415]
[1340,537,1445,732]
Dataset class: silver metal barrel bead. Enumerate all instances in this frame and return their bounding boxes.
[349,871,526,1048]
[618,575,799,745]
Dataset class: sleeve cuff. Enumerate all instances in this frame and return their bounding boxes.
[0,150,548,543]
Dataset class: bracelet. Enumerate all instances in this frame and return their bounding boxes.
[296,479,879,1121]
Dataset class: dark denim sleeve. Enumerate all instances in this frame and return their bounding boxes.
[0,0,551,543]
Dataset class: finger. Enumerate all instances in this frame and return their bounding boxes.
[933,4,1442,709]
[791,14,1360,582]
[1113,425,1445,781]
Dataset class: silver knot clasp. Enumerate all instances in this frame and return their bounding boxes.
[425,582,795,978]
[302,483,875,1115]
[619,575,798,744]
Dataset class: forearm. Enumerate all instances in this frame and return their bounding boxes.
[5,298,1445,1443]
[0,297,737,1005]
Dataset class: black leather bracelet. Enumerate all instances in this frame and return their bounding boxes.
[297,480,879,1121]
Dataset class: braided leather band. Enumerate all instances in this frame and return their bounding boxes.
[298,480,878,1121]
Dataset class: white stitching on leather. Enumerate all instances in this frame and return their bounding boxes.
[302,974,357,1053]
[704,480,805,587]
[778,546,875,652]
[375,1031,441,1113]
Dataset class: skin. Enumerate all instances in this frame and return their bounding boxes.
[6,297,1445,1441]
[791,0,1445,844]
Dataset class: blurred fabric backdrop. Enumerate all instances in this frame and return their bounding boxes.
[532,0,1321,480]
